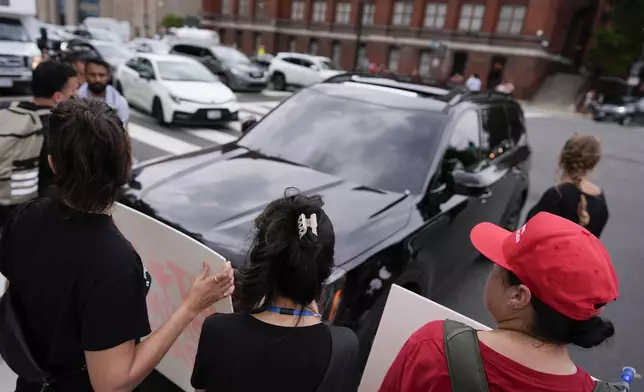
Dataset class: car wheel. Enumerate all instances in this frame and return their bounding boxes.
[152,98,168,125]
[271,73,286,91]
[592,116,603,122]
[619,116,632,126]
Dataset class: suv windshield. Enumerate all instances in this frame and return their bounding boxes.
[238,87,443,194]
[158,61,216,82]
[211,46,251,65]
[0,18,30,42]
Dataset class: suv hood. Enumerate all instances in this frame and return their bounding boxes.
[0,41,41,57]
[127,148,412,267]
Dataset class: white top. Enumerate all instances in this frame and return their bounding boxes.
[77,83,129,126]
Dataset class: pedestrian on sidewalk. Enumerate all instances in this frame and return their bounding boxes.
[77,58,129,128]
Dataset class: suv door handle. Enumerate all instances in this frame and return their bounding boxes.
[478,188,493,203]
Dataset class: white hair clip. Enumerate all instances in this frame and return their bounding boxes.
[298,213,318,239]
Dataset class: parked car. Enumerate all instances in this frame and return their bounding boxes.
[126,37,170,54]
[121,74,531,380]
[169,42,267,92]
[250,53,274,69]
[268,52,344,90]
[114,53,239,126]
[590,94,644,126]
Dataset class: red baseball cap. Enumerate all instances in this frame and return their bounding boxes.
[470,212,619,321]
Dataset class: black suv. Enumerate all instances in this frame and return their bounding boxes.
[123,74,531,386]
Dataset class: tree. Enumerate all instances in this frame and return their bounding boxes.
[588,0,644,76]
[161,14,184,28]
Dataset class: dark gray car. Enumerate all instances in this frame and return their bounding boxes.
[169,42,268,92]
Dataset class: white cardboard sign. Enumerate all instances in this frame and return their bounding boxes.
[112,203,233,392]
[359,285,491,392]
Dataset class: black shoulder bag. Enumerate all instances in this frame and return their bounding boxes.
[316,325,360,392]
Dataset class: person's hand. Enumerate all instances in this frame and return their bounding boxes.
[182,261,235,317]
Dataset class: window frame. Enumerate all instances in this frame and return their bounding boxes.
[309,39,319,55]
[392,1,413,26]
[424,3,447,29]
[222,0,232,15]
[335,2,352,25]
[362,3,376,25]
[255,0,268,19]
[312,1,327,22]
[238,0,250,16]
[496,5,526,34]
[291,0,305,20]
[332,41,342,64]
[458,4,485,32]
[418,51,432,76]
[388,47,400,72]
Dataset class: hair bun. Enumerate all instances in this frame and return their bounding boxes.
[570,317,615,348]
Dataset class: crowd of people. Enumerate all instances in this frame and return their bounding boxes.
[0,57,620,392]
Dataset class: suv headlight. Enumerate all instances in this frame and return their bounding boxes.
[318,267,347,322]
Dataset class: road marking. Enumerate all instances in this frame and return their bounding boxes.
[261,90,293,97]
[129,123,201,155]
[185,129,239,144]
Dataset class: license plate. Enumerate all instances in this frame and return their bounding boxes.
[207,110,222,120]
[0,78,14,88]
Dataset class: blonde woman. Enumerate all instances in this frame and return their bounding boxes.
[526,133,608,237]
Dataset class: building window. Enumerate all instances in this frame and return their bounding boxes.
[332,41,342,64]
[388,47,400,72]
[313,1,327,22]
[335,2,352,24]
[291,1,305,20]
[392,1,413,26]
[238,0,250,16]
[309,39,319,55]
[357,44,368,68]
[254,33,262,52]
[289,37,297,52]
[419,51,432,76]
[424,3,446,29]
[497,5,526,34]
[255,0,267,19]
[458,4,485,31]
[222,0,232,15]
[362,3,375,25]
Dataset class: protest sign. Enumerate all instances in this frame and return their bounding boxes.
[112,203,233,392]
[359,285,490,392]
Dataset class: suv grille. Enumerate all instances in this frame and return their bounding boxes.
[0,55,24,69]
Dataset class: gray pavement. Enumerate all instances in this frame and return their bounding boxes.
[0,90,642,388]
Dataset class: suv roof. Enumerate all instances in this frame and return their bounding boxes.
[323,73,517,110]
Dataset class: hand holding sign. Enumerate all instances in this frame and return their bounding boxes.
[182,262,235,317]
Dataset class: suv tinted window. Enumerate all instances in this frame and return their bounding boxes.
[506,105,525,144]
[172,44,203,57]
[444,109,481,172]
[480,106,511,159]
[126,57,141,71]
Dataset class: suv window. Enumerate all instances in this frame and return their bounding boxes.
[126,57,141,71]
[506,105,525,144]
[139,59,155,77]
[172,44,203,57]
[281,57,302,66]
[480,106,511,160]
[444,109,481,172]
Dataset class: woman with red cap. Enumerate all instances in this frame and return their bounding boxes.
[379,212,619,392]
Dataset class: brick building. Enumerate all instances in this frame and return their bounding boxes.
[201,0,602,98]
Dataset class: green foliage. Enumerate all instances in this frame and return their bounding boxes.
[161,14,184,28]
[588,0,644,75]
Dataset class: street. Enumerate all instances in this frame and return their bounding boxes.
[1,90,643,387]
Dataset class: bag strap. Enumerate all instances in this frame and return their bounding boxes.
[444,319,490,392]
[593,381,628,392]
[316,325,359,392]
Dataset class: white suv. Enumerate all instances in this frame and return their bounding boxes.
[268,52,344,90]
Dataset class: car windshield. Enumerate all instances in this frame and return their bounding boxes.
[238,86,443,194]
[211,46,251,65]
[0,18,30,42]
[319,59,343,71]
[158,60,217,82]
[93,42,132,59]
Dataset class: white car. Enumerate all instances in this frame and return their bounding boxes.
[268,52,344,91]
[114,53,239,126]
[126,38,169,54]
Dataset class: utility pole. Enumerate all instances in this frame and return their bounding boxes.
[352,0,365,71]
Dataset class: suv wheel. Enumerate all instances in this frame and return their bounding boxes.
[152,98,168,125]
[619,116,632,126]
[271,73,286,91]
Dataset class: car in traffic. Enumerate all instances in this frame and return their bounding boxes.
[126,37,170,54]
[121,75,531,378]
[590,94,644,126]
[268,52,344,90]
[60,38,133,77]
[114,53,239,126]
[169,42,268,92]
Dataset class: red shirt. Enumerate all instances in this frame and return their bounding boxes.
[379,321,595,392]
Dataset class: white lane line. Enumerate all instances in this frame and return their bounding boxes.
[128,123,201,155]
[261,90,293,97]
[185,129,239,144]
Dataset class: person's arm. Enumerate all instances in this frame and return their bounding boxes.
[84,262,234,392]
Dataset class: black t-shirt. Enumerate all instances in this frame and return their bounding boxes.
[526,183,609,237]
[192,312,339,392]
[0,198,151,391]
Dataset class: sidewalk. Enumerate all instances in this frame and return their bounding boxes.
[518,100,585,119]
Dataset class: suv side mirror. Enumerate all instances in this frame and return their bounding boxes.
[241,118,258,133]
[451,169,488,196]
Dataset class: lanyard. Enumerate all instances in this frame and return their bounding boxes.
[265,306,321,318]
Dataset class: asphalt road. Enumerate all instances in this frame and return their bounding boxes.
[1,90,642,388]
